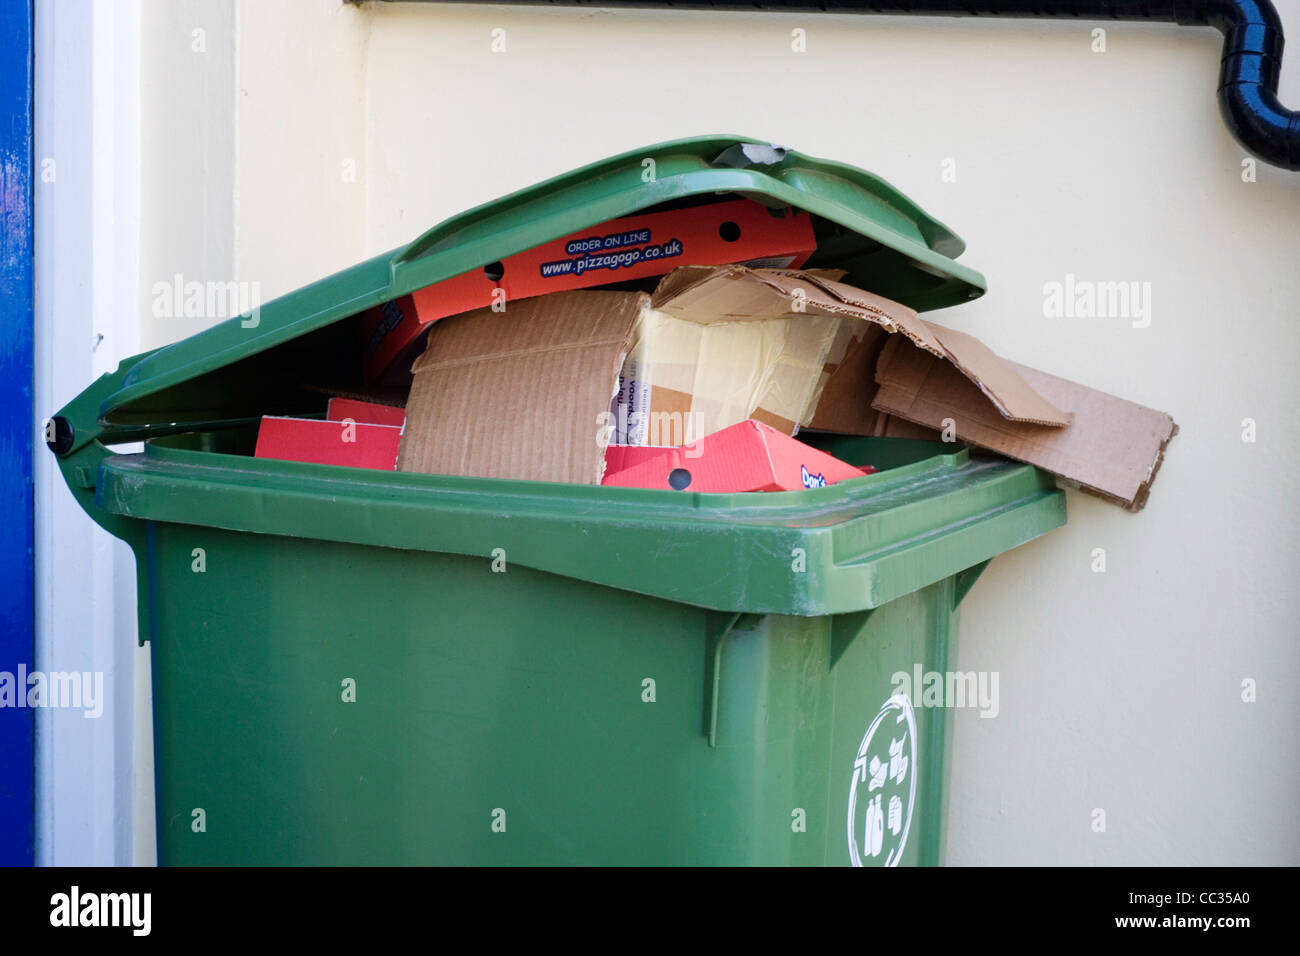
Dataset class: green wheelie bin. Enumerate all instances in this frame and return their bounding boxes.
[49,136,1066,866]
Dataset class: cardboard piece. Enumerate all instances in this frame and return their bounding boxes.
[602,419,875,493]
[654,265,1072,428]
[872,416,945,441]
[327,397,407,428]
[396,263,1176,508]
[806,322,890,435]
[612,304,841,443]
[926,324,1073,427]
[360,200,816,384]
[612,265,893,445]
[682,267,1176,509]
[398,290,645,484]
[254,416,403,471]
[872,335,1178,511]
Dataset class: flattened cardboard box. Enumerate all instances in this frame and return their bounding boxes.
[398,290,644,484]
[679,267,1176,511]
[872,335,1178,511]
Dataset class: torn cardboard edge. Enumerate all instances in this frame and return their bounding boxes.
[657,265,1073,428]
[871,335,1178,512]
[669,266,1175,511]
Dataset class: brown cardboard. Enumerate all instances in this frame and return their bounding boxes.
[873,415,943,441]
[651,266,1070,427]
[397,290,644,484]
[614,264,964,446]
[925,325,1072,427]
[668,266,1175,509]
[806,322,890,435]
[872,334,1178,511]
[652,265,945,354]
[396,262,1177,509]
[613,270,844,444]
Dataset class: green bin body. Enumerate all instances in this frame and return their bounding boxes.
[51,137,1065,865]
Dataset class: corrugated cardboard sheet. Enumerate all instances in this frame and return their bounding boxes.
[872,336,1177,511]
[681,268,1176,510]
[398,291,644,484]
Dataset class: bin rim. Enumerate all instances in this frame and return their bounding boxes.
[98,135,986,424]
[92,435,1065,617]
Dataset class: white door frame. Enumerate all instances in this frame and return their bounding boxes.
[33,0,146,866]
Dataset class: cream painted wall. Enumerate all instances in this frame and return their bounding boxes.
[140,0,235,351]
[139,0,1300,864]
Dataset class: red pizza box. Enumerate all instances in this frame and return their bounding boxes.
[359,294,424,388]
[254,416,402,471]
[601,419,875,493]
[360,198,816,383]
[603,444,676,476]
[326,397,407,427]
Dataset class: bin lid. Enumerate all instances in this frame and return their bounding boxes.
[98,136,986,425]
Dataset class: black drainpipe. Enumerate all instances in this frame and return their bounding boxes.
[418,0,1300,171]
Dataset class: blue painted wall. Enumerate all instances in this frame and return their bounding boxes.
[0,0,35,866]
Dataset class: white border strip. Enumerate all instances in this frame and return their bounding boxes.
[33,0,143,867]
